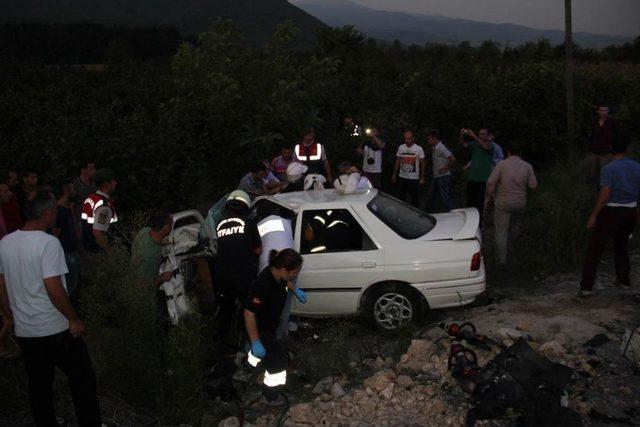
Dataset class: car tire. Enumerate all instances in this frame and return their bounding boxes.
[370,285,421,331]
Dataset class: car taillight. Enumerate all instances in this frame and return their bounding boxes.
[470,252,481,271]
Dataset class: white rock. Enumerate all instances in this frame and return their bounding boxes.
[330,382,346,399]
[622,327,640,363]
[397,375,414,388]
[380,384,395,400]
[363,371,394,392]
[497,327,524,340]
[359,397,378,413]
[397,340,436,372]
[539,340,565,356]
[312,376,333,394]
[554,333,569,346]
[289,403,317,424]
[201,413,217,427]
[420,363,434,372]
[217,417,240,427]
[422,327,448,341]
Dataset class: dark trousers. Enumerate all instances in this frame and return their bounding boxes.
[467,180,487,222]
[16,330,101,427]
[64,251,81,306]
[426,175,454,212]
[259,331,288,401]
[363,172,382,189]
[398,177,420,208]
[581,206,637,291]
[214,268,255,354]
[215,286,246,352]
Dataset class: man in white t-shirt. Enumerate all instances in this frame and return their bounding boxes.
[0,189,101,426]
[356,128,386,189]
[425,130,456,212]
[392,130,426,208]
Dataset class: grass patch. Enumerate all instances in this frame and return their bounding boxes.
[80,247,207,424]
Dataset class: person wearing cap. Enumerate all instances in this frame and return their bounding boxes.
[80,168,118,253]
[294,130,333,183]
[213,190,262,355]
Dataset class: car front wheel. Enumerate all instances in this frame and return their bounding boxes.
[372,287,418,330]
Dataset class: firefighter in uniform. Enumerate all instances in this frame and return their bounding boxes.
[245,248,306,406]
[80,168,118,253]
[213,190,261,354]
[294,130,333,183]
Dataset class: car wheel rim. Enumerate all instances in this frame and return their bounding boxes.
[373,292,414,330]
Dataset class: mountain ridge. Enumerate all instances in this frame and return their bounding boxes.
[291,0,632,47]
[0,0,327,45]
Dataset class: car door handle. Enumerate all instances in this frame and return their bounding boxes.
[361,261,376,268]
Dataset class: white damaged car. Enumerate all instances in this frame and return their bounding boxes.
[252,189,485,330]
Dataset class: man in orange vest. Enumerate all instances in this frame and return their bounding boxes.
[80,169,118,253]
[294,130,333,183]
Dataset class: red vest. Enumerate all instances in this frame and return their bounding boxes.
[294,143,325,175]
[81,193,118,226]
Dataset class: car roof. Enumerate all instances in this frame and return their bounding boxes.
[256,189,379,212]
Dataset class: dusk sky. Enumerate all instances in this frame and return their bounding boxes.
[347,0,640,37]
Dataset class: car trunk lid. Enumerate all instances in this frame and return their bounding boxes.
[417,208,480,241]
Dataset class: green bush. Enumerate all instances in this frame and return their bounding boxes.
[508,158,593,273]
[80,248,164,413]
[1,24,638,214]
[80,247,205,423]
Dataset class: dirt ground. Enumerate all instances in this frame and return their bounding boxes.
[1,253,639,426]
[210,252,640,427]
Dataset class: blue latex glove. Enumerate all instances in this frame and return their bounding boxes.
[251,339,266,358]
[294,288,307,304]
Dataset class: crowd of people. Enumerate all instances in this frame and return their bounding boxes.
[0,161,115,425]
[0,104,638,422]
[236,122,538,266]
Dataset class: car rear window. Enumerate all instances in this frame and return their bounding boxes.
[367,193,436,239]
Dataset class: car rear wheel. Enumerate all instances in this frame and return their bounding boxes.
[372,287,419,330]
